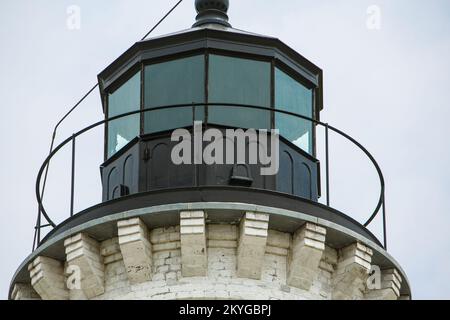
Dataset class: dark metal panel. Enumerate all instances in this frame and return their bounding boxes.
[278,150,294,194]
[101,142,140,202]
[277,141,319,202]
[101,128,314,201]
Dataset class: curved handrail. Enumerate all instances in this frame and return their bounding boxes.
[35,103,387,248]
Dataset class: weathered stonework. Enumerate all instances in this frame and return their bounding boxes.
[151,226,181,282]
[101,237,129,295]
[237,212,269,279]
[28,256,69,300]
[332,242,373,300]
[261,230,290,285]
[365,268,402,300]
[208,224,238,280]
[287,223,326,291]
[311,245,338,299]
[118,218,153,284]
[11,283,40,300]
[64,233,105,299]
[180,211,207,277]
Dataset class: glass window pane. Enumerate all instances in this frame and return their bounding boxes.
[107,71,141,158]
[208,55,271,129]
[275,68,313,154]
[144,55,205,134]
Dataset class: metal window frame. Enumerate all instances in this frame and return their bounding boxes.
[273,61,317,157]
[104,66,142,161]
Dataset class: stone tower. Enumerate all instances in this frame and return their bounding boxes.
[10,0,410,300]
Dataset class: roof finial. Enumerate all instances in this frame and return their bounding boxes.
[193,0,231,28]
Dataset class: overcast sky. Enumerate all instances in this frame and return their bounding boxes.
[1,0,449,300]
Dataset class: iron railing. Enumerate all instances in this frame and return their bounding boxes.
[33,103,387,250]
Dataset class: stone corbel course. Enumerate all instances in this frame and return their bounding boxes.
[19,209,406,300]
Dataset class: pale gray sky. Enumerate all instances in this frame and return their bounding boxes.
[1,0,449,299]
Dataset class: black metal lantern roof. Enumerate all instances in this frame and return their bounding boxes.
[97,23,324,117]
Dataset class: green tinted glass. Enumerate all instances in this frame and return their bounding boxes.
[144,55,205,133]
[208,55,271,129]
[107,71,141,158]
[275,68,313,154]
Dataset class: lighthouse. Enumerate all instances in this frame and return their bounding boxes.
[9,0,410,300]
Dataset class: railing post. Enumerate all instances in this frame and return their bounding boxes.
[37,208,41,249]
[325,124,330,207]
[70,135,76,217]
[32,208,40,251]
[382,192,387,249]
